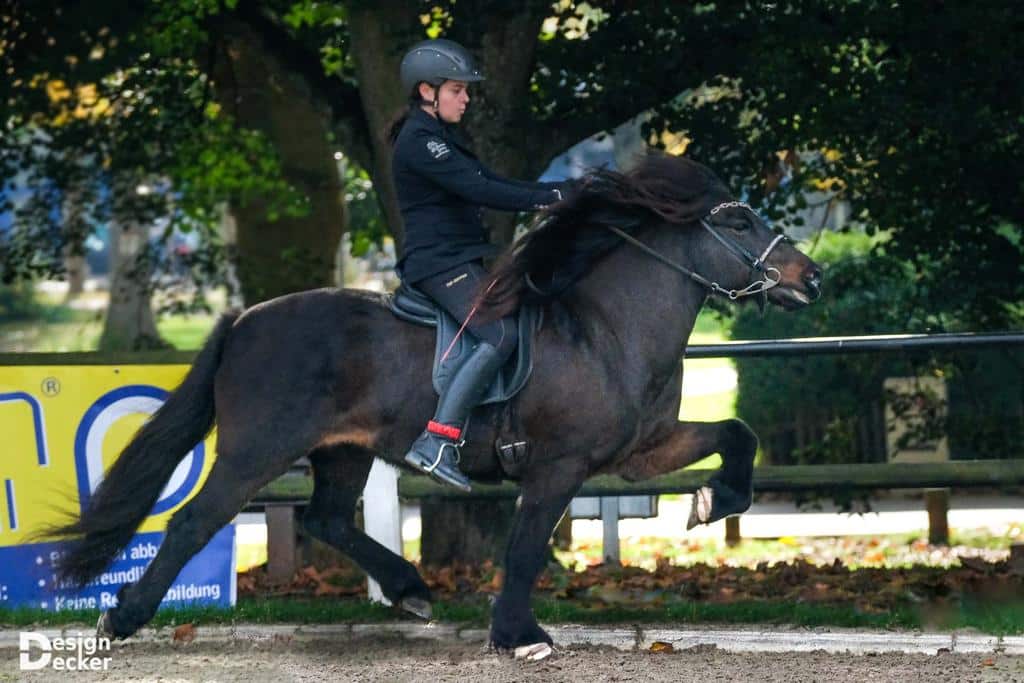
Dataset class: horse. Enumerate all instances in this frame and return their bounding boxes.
[51,154,822,652]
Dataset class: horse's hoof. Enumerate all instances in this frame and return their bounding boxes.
[686,486,713,530]
[514,643,553,661]
[400,597,432,620]
[96,611,114,639]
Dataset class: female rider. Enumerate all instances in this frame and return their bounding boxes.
[390,39,564,492]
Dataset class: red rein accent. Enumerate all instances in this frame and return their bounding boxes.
[427,421,462,440]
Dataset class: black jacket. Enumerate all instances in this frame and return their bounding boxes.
[392,107,561,284]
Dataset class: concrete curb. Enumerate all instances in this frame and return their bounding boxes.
[0,622,1020,655]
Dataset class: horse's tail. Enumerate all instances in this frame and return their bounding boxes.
[52,311,240,587]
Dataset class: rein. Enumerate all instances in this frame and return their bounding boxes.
[603,201,788,302]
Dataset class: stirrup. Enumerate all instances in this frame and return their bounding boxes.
[423,439,463,474]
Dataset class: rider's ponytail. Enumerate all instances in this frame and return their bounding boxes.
[386,88,429,145]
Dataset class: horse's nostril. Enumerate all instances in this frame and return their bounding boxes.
[802,268,822,300]
[804,268,822,292]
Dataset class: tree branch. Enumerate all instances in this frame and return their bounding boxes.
[225,1,374,169]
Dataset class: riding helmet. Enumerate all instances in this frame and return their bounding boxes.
[399,39,485,93]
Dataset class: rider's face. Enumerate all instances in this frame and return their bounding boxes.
[422,80,470,123]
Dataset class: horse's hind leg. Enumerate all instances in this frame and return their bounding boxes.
[609,418,758,529]
[302,445,433,618]
[100,442,299,639]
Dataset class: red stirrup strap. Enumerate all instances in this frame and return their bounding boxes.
[427,421,462,440]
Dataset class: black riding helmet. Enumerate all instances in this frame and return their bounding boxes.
[399,39,485,94]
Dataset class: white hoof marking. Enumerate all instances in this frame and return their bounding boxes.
[696,486,713,523]
[514,643,553,661]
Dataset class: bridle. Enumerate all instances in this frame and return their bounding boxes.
[602,200,789,303]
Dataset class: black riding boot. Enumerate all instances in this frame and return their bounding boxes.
[404,341,506,492]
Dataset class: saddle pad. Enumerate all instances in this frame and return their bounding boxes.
[388,284,540,405]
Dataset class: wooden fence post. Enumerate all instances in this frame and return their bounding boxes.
[601,497,620,563]
[925,488,950,545]
[725,516,742,547]
[265,504,298,583]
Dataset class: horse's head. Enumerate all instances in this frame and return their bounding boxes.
[698,200,822,311]
[475,154,823,321]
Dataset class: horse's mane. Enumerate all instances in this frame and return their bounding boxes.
[475,153,733,320]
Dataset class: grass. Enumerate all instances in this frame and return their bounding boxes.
[0,308,217,353]
[556,522,1024,571]
[0,285,220,352]
[3,595,1022,635]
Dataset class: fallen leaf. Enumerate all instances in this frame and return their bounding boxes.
[172,623,196,644]
[649,641,674,653]
[981,658,995,666]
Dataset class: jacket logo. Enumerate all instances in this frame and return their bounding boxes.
[426,140,451,160]
[445,273,469,287]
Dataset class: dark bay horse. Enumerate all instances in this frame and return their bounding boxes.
[53,154,821,650]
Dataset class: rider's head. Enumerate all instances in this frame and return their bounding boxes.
[400,39,484,124]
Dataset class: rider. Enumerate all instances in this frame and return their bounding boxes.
[390,38,564,492]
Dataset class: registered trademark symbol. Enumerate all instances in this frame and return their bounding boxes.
[40,377,61,397]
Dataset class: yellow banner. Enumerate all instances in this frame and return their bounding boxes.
[0,365,217,546]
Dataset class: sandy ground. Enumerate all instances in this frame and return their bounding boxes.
[3,635,1024,683]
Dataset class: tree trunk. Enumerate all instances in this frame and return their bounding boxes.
[465,5,552,246]
[99,182,163,351]
[212,18,347,306]
[419,498,517,567]
[62,176,89,300]
[64,251,86,299]
[346,1,421,253]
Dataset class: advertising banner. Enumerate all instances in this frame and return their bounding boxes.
[0,365,235,611]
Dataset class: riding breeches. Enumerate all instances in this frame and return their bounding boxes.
[413,261,518,362]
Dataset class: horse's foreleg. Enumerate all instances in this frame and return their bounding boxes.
[490,469,583,652]
[302,445,432,618]
[609,418,758,529]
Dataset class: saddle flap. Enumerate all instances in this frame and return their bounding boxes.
[388,282,539,405]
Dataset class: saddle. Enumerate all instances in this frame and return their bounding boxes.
[387,281,541,405]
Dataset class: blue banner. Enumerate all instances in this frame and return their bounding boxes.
[0,526,235,611]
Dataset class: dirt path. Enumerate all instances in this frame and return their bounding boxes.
[3,635,1023,682]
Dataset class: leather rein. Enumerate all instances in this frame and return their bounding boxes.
[603,200,789,302]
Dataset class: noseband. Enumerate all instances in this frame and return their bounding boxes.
[603,200,789,302]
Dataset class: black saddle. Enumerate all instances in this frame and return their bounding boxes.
[388,282,540,405]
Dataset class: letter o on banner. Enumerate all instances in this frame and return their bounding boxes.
[73,385,206,516]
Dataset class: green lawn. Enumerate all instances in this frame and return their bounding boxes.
[0,311,217,352]
[3,594,1024,635]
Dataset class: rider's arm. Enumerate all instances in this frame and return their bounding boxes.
[478,162,564,194]
[405,134,561,210]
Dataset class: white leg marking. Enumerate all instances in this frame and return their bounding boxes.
[514,643,553,661]
[696,486,713,523]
